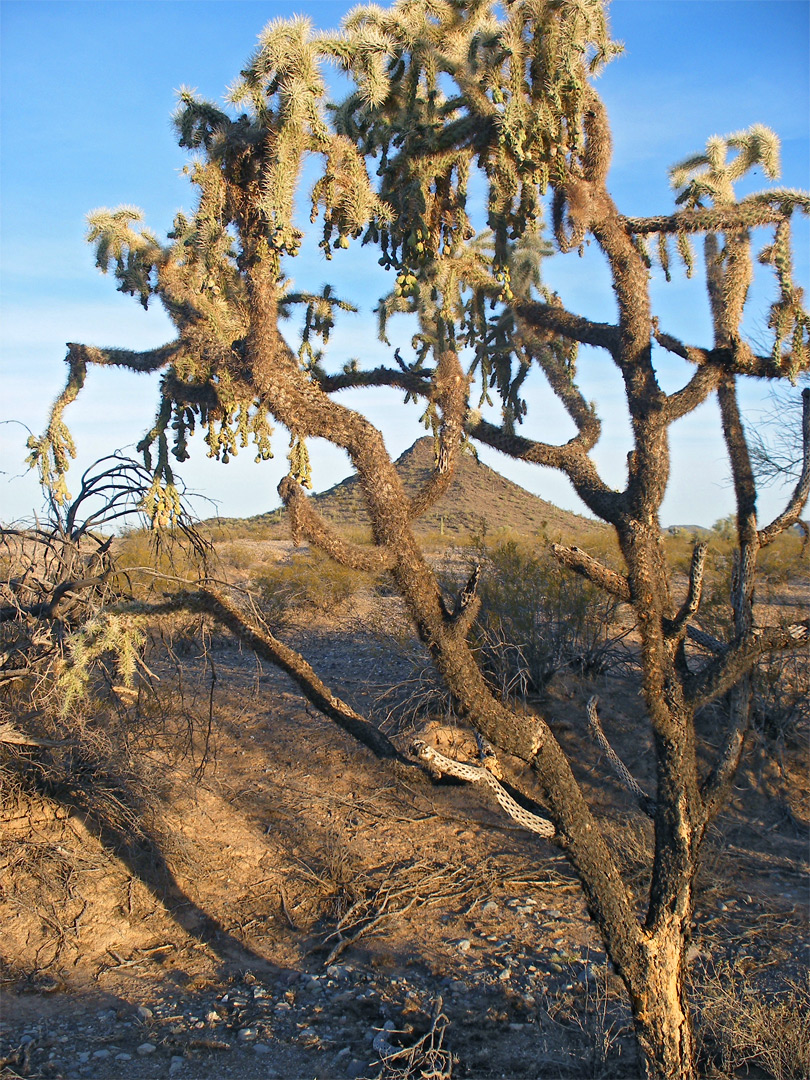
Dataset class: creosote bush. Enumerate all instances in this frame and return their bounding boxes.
[251,546,382,621]
[469,535,631,697]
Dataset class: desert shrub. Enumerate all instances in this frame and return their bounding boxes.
[664,530,712,576]
[251,547,381,621]
[750,648,810,750]
[468,538,632,699]
[757,530,806,584]
[0,466,212,834]
[114,526,207,594]
[688,535,809,751]
[695,963,810,1080]
[215,540,258,571]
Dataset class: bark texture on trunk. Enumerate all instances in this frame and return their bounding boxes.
[632,932,697,1080]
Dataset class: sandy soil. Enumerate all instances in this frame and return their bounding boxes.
[1,562,808,1080]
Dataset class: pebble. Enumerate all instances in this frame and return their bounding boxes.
[115,1052,132,1061]
[92,1049,111,1060]
[136,1042,157,1056]
[498,968,512,981]
[169,1058,184,1075]
[457,938,472,952]
[136,1006,153,1022]
[254,1043,271,1054]
[326,964,352,979]
[481,900,498,914]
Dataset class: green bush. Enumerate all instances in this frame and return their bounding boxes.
[467,537,630,699]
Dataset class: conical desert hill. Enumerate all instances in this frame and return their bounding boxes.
[277,437,597,541]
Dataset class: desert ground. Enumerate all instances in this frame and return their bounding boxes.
[1,460,808,1080]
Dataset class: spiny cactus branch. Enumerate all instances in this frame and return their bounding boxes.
[551,544,631,603]
[666,542,709,640]
[277,474,396,572]
[586,698,656,818]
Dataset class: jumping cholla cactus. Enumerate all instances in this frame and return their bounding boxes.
[27,3,809,1078]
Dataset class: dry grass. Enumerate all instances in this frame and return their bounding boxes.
[695,962,810,1080]
[251,547,383,622]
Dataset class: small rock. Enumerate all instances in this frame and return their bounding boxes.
[326,964,352,979]
[136,1006,153,1022]
[136,1042,157,1056]
[481,900,498,914]
[498,968,512,982]
[237,1028,257,1041]
[169,1058,184,1075]
[254,1043,271,1054]
[205,1010,220,1024]
[92,1049,111,1060]
[114,1053,132,1061]
[457,939,472,952]
[77,1053,90,1064]
[371,1021,396,1052]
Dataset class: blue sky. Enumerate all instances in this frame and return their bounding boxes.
[1,0,808,528]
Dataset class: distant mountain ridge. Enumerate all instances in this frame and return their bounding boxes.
[250,437,596,541]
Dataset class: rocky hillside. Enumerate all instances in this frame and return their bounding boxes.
[244,438,596,542]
